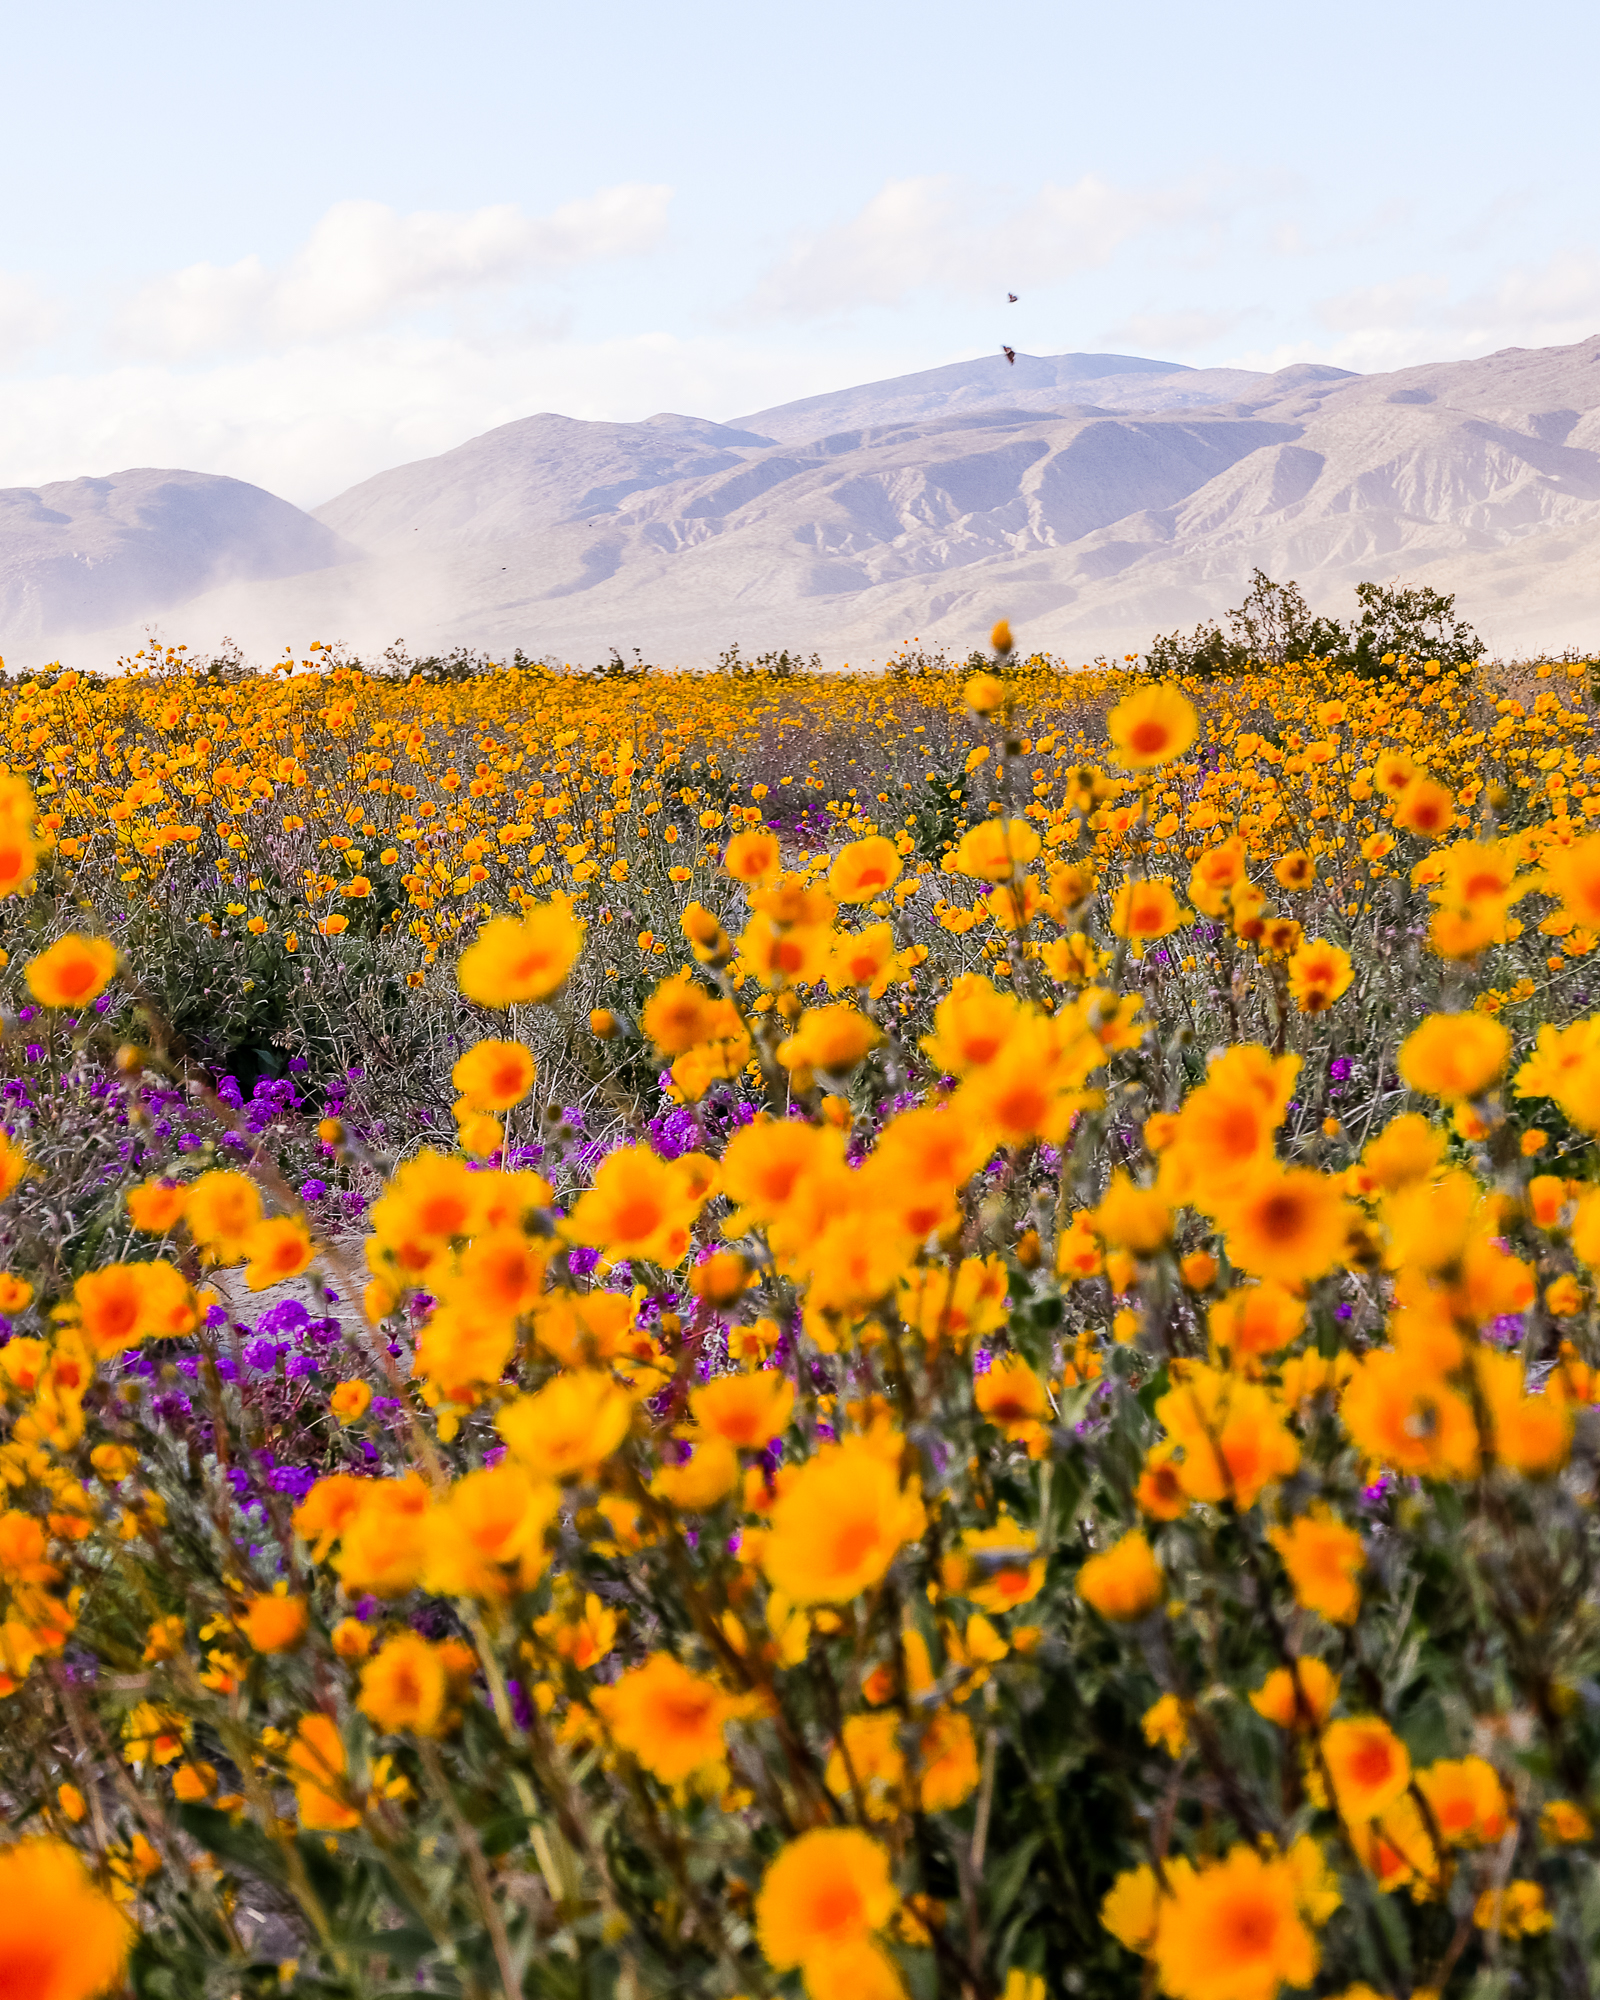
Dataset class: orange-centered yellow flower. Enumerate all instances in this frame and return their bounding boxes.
[1156,1366,1300,1509]
[1321,1714,1410,1823]
[456,903,583,1006]
[1249,1657,1339,1730]
[1107,684,1198,769]
[762,1435,925,1605]
[358,1631,451,1736]
[1077,1529,1163,1621]
[239,1591,309,1654]
[1208,1283,1304,1362]
[1286,938,1353,1014]
[949,818,1042,882]
[724,827,780,884]
[184,1169,264,1264]
[1415,1756,1512,1848]
[72,1261,196,1356]
[828,835,902,904]
[1543,833,1600,930]
[497,1370,634,1480]
[0,1836,129,2000]
[1398,1011,1509,1101]
[567,1144,706,1266]
[1110,877,1183,940]
[330,1379,373,1423]
[451,1037,536,1110]
[756,1826,898,1972]
[1214,1166,1349,1286]
[1150,1841,1321,2000]
[1268,1507,1364,1624]
[288,1713,361,1831]
[125,1179,187,1233]
[243,1216,314,1291]
[777,1003,881,1074]
[23,934,119,1010]
[974,1355,1052,1439]
[690,1370,795,1449]
[594,1652,738,1783]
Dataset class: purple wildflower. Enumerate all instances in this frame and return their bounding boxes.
[268,1465,318,1503]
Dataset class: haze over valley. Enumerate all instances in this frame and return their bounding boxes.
[8,334,1600,669]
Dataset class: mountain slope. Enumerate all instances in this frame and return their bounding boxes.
[731,350,1331,439]
[12,337,1600,668]
[308,356,1359,561]
[0,470,348,646]
[316,412,776,552]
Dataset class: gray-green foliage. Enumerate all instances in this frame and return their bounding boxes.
[1146,570,1486,680]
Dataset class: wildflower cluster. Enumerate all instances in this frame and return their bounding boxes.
[0,634,1598,1997]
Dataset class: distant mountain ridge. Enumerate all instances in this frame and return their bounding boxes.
[309,352,1360,559]
[7,338,1600,667]
[317,413,779,552]
[0,471,349,648]
[729,351,1354,440]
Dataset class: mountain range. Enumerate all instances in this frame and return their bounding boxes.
[6,336,1600,668]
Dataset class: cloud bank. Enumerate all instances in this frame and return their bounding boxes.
[113,187,673,359]
[745,173,1213,319]
[0,163,1597,515]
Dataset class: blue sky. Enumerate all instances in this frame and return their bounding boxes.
[4,0,1598,504]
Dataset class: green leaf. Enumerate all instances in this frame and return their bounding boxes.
[478,1810,535,1858]
[296,1829,361,1911]
[334,1926,438,1970]
[1135,1364,1170,1419]
[175,1803,287,1887]
[899,1945,939,2000]
[985,1831,1044,1927]
[1396,1688,1450,1767]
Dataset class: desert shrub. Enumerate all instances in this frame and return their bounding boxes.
[1147,571,1486,683]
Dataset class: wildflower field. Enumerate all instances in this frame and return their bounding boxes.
[4,628,1600,2000]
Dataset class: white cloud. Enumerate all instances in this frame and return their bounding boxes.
[746,176,962,316]
[1222,247,1600,377]
[1232,329,1451,376]
[1101,307,1254,355]
[998,178,1212,279]
[746,172,1213,319]
[1314,274,1450,335]
[1486,248,1600,327]
[0,274,62,365]
[0,326,925,508]
[114,186,673,360]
